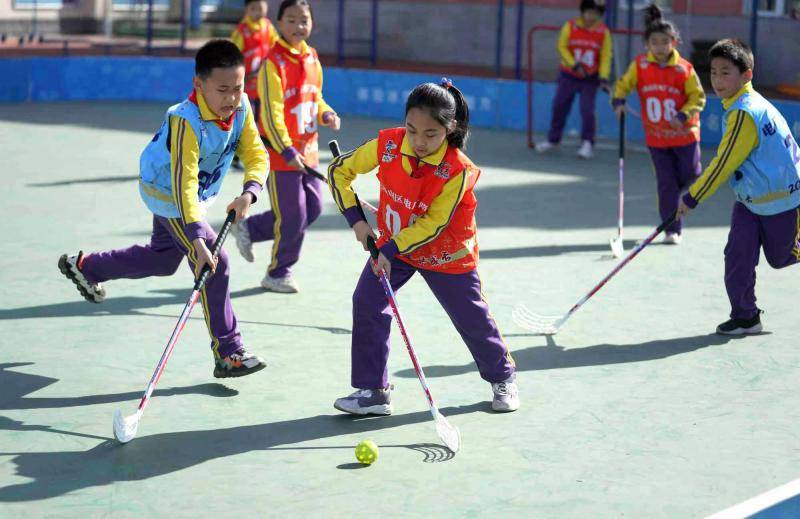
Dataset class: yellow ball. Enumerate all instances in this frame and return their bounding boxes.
[355,440,379,465]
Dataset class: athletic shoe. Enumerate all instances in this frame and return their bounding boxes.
[334,387,393,416]
[231,218,255,263]
[260,273,299,293]
[535,141,557,154]
[716,312,763,336]
[577,140,594,159]
[491,376,520,412]
[213,347,267,378]
[58,252,106,303]
[663,232,683,245]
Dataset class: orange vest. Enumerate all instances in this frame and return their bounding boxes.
[374,128,480,274]
[635,53,701,148]
[235,19,274,99]
[561,19,607,77]
[266,43,322,170]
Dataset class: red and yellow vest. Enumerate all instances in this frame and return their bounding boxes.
[374,128,480,274]
[561,18,608,77]
[635,53,701,148]
[234,18,275,100]
[266,42,322,170]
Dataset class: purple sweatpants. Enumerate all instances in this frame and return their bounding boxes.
[724,202,800,319]
[246,170,324,278]
[81,215,242,359]
[350,257,515,389]
[547,71,600,145]
[649,142,702,235]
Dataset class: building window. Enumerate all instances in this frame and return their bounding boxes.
[618,0,673,11]
[744,0,796,17]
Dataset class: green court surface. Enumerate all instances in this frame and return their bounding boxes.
[2,102,799,518]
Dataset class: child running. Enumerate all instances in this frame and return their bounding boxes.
[58,40,269,379]
[231,0,340,294]
[328,79,519,415]
[676,39,800,335]
[613,4,706,245]
[536,0,612,159]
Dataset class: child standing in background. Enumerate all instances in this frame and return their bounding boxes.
[536,0,612,160]
[230,0,279,170]
[677,39,800,335]
[59,40,269,379]
[328,80,519,415]
[231,0,340,294]
[613,4,706,245]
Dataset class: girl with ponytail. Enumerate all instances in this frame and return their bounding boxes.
[612,3,706,245]
[328,79,519,416]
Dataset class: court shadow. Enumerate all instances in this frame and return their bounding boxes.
[393,334,736,379]
[28,175,138,188]
[480,240,640,259]
[0,403,485,502]
[0,362,238,411]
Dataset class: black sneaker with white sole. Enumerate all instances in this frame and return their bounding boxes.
[213,348,267,378]
[58,252,106,303]
[716,312,763,335]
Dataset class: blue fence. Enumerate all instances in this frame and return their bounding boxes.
[2,56,799,146]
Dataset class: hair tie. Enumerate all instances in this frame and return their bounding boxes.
[440,77,453,89]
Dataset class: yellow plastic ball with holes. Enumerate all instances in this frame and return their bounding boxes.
[355,440,379,465]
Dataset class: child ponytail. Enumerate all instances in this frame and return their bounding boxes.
[405,78,471,150]
[643,3,679,41]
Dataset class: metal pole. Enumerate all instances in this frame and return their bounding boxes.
[370,0,377,66]
[146,0,153,55]
[31,0,38,41]
[336,0,345,65]
[495,0,504,77]
[180,0,188,54]
[626,0,634,63]
[514,0,524,79]
[749,0,759,57]
[103,0,113,38]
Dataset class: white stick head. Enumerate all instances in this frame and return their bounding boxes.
[113,409,141,444]
[610,237,624,258]
[512,304,566,335]
[434,411,461,453]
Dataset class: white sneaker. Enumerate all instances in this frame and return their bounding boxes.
[663,232,682,245]
[577,140,594,159]
[260,273,299,293]
[58,252,106,303]
[491,376,520,412]
[231,219,255,263]
[535,141,557,154]
[334,387,393,416]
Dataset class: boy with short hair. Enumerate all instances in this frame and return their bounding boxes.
[676,38,800,335]
[59,39,270,378]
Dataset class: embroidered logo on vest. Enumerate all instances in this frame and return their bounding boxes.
[434,162,451,180]
[762,120,777,137]
[382,139,398,163]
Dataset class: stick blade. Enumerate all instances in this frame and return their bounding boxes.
[610,237,624,258]
[434,412,461,453]
[512,304,565,335]
[113,409,140,444]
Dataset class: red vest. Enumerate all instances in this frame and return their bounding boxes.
[635,53,701,148]
[234,19,274,100]
[561,19,607,77]
[266,43,322,170]
[374,128,480,274]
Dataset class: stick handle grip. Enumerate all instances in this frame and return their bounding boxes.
[619,109,626,159]
[329,140,341,157]
[194,210,236,291]
[366,235,380,260]
[328,139,371,221]
[303,164,326,181]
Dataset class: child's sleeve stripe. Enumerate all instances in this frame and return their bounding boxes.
[557,22,574,68]
[394,169,468,254]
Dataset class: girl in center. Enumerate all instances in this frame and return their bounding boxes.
[612,4,706,244]
[328,79,519,415]
[232,0,340,293]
